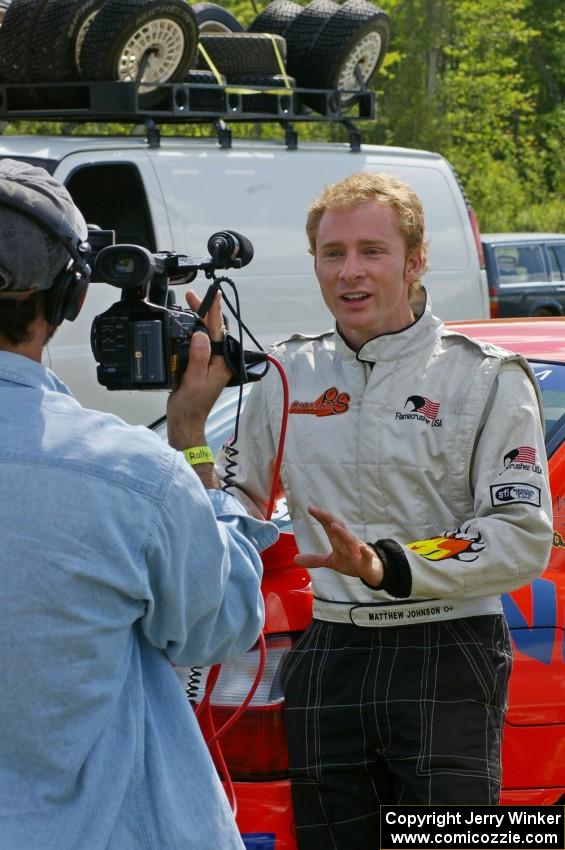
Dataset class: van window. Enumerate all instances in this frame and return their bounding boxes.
[494,244,545,284]
[65,163,156,251]
[548,245,565,282]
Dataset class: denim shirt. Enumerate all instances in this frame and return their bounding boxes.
[0,352,278,850]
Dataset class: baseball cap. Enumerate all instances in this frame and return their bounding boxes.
[0,158,87,297]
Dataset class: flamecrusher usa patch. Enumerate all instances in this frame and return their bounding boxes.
[490,483,541,507]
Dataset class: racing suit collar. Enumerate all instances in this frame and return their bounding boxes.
[334,287,443,363]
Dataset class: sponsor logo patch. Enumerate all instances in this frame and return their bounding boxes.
[503,445,543,474]
[395,394,442,427]
[490,483,541,507]
[289,386,351,416]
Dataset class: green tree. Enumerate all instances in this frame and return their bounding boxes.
[439,0,543,230]
[374,0,564,230]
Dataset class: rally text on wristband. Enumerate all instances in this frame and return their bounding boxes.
[183,446,215,465]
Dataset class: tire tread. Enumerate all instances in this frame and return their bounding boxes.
[0,0,49,81]
[247,0,301,36]
[31,0,105,81]
[196,32,287,75]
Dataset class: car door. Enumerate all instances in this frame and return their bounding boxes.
[494,242,564,317]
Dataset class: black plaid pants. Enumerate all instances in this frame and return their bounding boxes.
[282,615,512,850]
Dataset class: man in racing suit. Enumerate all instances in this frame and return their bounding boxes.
[214,172,553,849]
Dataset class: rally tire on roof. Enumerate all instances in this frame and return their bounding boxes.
[187,68,225,83]
[196,32,287,76]
[299,0,390,112]
[0,0,12,25]
[0,0,50,81]
[183,68,227,110]
[79,0,199,105]
[283,0,338,79]
[192,3,243,33]
[247,0,302,36]
[227,72,295,114]
[31,0,106,81]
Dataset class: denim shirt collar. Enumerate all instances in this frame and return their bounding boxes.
[0,350,73,396]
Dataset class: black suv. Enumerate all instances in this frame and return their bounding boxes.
[483,233,565,317]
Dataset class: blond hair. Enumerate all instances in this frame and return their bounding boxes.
[306,172,429,291]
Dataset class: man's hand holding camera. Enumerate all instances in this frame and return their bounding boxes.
[167,289,230,487]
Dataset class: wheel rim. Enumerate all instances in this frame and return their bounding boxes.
[118,18,186,92]
[337,30,383,98]
[199,20,233,33]
[75,11,99,69]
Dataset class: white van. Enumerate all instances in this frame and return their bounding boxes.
[0,132,487,424]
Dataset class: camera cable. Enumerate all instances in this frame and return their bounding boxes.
[195,347,291,817]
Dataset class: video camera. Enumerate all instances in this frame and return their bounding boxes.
[90,230,269,391]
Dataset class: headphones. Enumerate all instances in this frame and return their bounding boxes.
[0,178,91,326]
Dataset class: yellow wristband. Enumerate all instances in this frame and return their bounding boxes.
[183,446,214,465]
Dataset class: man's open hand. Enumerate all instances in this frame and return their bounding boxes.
[295,505,383,588]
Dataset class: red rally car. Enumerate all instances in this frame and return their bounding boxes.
[154,317,565,849]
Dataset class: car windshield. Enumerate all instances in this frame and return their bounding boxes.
[530,361,565,456]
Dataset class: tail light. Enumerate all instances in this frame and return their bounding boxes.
[446,163,485,276]
[176,633,298,780]
[467,205,485,269]
[466,205,497,316]
[489,287,500,318]
[207,703,288,779]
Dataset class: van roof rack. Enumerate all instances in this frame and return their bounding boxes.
[0,80,375,150]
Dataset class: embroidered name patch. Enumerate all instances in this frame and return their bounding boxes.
[490,483,541,507]
[289,386,350,416]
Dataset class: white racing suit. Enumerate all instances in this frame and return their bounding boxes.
[215,291,554,827]
[216,293,552,618]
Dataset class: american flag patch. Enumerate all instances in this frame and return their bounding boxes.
[505,445,537,465]
[404,394,441,420]
[419,397,440,420]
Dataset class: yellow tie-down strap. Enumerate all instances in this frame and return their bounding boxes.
[196,44,224,84]
[197,36,293,97]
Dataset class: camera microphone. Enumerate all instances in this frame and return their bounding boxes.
[207,230,254,269]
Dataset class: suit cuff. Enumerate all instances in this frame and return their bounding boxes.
[360,539,412,598]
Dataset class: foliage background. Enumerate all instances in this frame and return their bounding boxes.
[371,0,565,232]
[10,0,564,232]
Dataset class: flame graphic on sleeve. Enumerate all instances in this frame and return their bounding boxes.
[407,530,484,561]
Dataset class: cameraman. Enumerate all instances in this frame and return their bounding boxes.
[0,159,277,850]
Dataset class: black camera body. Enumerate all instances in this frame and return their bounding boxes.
[91,297,207,391]
[91,233,268,391]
